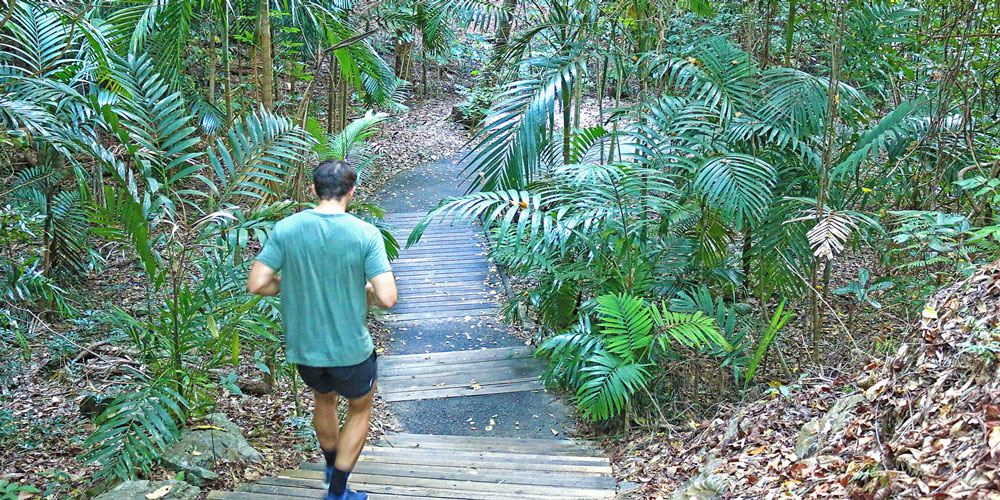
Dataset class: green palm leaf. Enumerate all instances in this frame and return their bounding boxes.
[204,108,314,205]
[595,294,654,361]
[577,350,650,421]
[82,380,187,483]
[695,153,776,229]
[651,306,729,351]
[465,55,586,191]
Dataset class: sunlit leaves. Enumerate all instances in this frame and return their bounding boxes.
[466,56,586,191]
[205,108,314,205]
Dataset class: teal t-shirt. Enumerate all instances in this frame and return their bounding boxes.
[256,210,391,367]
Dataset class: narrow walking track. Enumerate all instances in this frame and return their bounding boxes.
[209,156,617,499]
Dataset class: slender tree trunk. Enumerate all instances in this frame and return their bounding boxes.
[810,0,845,363]
[327,53,337,134]
[422,52,429,96]
[573,69,583,131]
[208,23,217,103]
[562,75,572,165]
[258,0,274,111]
[784,0,798,66]
[394,30,413,82]
[221,7,232,123]
[339,66,348,132]
[483,0,518,86]
[761,0,775,67]
[497,0,517,47]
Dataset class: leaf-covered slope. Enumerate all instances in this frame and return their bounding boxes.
[611,260,1000,499]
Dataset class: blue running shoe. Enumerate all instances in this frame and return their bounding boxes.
[324,489,368,500]
[322,466,334,490]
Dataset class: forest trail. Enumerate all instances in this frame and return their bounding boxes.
[207,155,618,498]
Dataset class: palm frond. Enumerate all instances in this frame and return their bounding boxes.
[0,3,80,79]
[695,153,777,228]
[650,37,756,121]
[786,207,859,260]
[651,304,728,351]
[82,380,187,483]
[595,294,654,361]
[577,350,650,421]
[205,108,315,205]
[757,68,864,137]
[464,55,586,191]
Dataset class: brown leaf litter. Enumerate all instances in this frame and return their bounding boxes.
[609,260,1000,499]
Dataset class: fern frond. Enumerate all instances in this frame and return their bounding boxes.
[651,306,728,350]
[695,153,777,228]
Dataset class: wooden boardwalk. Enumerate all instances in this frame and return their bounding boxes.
[384,212,500,322]
[208,213,617,499]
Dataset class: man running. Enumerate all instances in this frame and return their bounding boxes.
[247,159,397,500]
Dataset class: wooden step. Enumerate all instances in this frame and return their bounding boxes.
[378,347,546,401]
[208,433,616,500]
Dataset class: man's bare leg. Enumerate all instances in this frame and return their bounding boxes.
[333,381,376,472]
[313,390,342,452]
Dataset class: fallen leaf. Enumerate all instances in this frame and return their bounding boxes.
[192,425,225,431]
[145,485,172,499]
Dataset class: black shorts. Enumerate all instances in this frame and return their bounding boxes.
[297,350,378,399]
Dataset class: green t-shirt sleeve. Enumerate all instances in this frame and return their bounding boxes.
[364,228,392,280]
[256,229,284,271]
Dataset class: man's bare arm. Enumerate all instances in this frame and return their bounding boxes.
[367,271,397,309]
[247,261,281,296]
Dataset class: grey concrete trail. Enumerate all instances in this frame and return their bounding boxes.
[372,155,577,439]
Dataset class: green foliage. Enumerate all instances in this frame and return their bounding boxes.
[833,268,893,310]
[743,300,792,389]
[0,480,40,500]
[538,292,728,421]
[82,380,187,483]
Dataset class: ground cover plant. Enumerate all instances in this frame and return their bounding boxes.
[2,0,999,498]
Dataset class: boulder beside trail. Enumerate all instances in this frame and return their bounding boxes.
[670,458,728,500]
[794,392,865,459]
[160,413,262,486]
[94,480,199,500]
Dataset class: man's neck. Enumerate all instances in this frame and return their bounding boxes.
[313,197,350,214]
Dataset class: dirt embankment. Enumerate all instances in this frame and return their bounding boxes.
[613,261,1000,500]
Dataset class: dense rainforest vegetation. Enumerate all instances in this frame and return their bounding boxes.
[1,0,998,497]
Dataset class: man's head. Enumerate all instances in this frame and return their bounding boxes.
[313,160,357,201]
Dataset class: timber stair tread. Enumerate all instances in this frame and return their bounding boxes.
[383,216,499,322]
[207,433,616,500]
[377,347,547,402]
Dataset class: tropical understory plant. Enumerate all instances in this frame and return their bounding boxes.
[537,293,729,420]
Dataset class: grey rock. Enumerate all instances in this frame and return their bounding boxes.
[670,458,729,500]
[161,413,262,485]
[720,411,748,445]
[94,480,199,500]
[794,393,865,459]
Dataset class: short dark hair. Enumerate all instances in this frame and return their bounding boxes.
[313,160,357,200]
